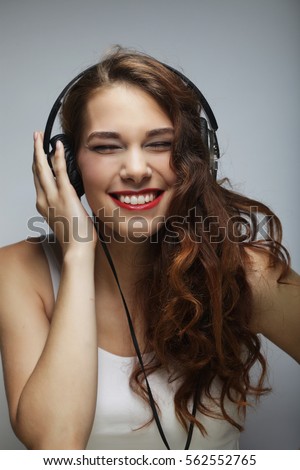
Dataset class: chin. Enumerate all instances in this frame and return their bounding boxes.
[99,218,164,245]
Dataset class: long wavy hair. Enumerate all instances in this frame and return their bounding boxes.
[60,46,289,434]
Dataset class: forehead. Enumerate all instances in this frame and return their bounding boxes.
[83,83,172,132]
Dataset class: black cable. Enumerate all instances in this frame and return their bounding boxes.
[96,229,197,450]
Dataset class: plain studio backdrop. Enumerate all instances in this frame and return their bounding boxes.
[0,0,299,450]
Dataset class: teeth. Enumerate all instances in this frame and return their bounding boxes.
[118,192,158,205]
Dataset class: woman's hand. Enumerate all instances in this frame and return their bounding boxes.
[32,131,97,256]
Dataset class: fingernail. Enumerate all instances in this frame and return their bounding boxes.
[33,131,38,141]
[56,140,62,149]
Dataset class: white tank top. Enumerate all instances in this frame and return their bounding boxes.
[42,237,241,450]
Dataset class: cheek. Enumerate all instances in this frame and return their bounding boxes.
[77,158,105,212]
[81,167,101,189]
[164,162,177,186]
[77,154,109,190]
[169,171,177,186]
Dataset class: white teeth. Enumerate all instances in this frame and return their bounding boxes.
[117,192,158,205]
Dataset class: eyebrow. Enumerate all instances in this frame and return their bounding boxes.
[145,127,174,138]
[86,127,174,143]
[87,131,120,143]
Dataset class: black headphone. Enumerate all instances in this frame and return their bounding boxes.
[43,62,220,198]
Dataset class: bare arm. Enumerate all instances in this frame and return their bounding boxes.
[0,133,98,449]
[245,247,300,364]
[0,244,97,449]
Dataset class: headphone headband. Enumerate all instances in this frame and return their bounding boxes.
[43,65,96,155]
[44,62,219,150]
[43,60,220,190]
[163,64,218,131]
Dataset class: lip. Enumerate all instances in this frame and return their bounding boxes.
[109,189,164,211]
[111,188,162,196]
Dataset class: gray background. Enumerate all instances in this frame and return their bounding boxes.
[0,0,299,450]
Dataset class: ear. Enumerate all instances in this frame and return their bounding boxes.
[48,134,85,197]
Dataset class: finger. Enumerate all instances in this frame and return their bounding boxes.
[32,162,46,193]
[32,162,42,191]
[51,140,74,191]
[33,131,48,169]
[33,131,57,194]
[32,163,48,213]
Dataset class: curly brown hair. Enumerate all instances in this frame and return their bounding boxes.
[60,46,290,435]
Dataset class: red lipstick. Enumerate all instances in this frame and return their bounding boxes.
[109,189,164,211]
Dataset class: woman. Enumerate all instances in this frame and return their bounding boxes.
[0,47,299,450]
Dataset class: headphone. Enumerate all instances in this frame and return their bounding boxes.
[43,62,220,198]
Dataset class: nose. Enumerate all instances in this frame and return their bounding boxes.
[120,146,152,183]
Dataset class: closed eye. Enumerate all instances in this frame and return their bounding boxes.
[146,141,172,151]
[90,145,122,154]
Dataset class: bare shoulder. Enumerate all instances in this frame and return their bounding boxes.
[0,236,46,267]
[0,238,55,319]
[243,245,299,288]
[243,246,300,363]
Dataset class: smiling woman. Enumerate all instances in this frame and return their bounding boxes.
[76,83,176,239]
[0,46,299,451]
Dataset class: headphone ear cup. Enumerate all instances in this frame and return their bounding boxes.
[200,117,209,149]
[48,134,85,198]
[199,118,218,179]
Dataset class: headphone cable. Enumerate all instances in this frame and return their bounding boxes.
[96,228,198,450]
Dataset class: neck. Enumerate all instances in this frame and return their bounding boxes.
[94,233,151,301]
